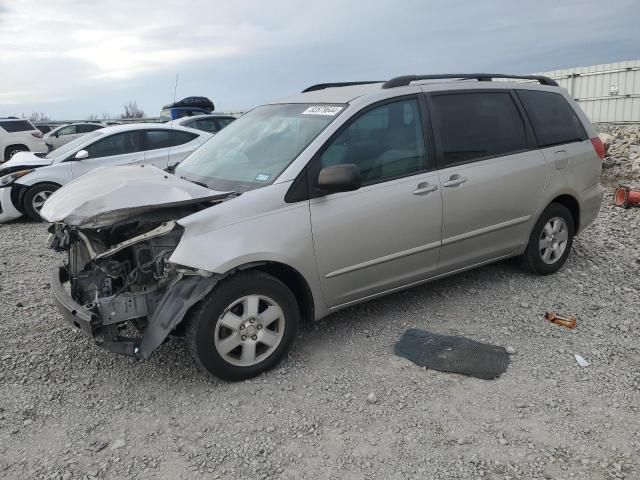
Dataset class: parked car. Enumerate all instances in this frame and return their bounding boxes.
[0,117,47,162]
[0,123,211,222]
[42,74,604,381]
[160,96,215,121]
[169,114,236,134]
[44,122,107,150]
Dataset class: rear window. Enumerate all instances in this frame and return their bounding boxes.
[516,90,587,148]
[0,120,35,133]
[430,92,528,166]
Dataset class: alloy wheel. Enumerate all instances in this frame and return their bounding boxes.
[539,216,568,264]
[214,294,285,367]
[31,190,53,212]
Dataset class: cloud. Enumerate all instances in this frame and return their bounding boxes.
[0,0,638,118]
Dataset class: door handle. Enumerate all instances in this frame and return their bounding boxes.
[443,175,467,188]
[412,183,438,195]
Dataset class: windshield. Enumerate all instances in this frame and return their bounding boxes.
[175,103,344,192]
[45,131,104,159]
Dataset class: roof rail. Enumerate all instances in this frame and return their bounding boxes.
[302,81,384,93]
[381,74,559,89]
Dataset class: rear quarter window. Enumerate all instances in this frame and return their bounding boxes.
[0,120,35,133]
[516,90,587,148]
[171,130,198,146]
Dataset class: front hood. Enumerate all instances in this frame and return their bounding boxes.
[40,164,231,228]
[0,151,52,173]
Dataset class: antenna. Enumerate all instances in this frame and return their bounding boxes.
[173,73,179,104]
[167,73,179,173]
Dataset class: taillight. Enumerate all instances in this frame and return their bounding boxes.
[591,137,605,160]
[31,131,43,138]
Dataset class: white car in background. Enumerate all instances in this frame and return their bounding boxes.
[0,123,211,222]
[0,117,47,162]
[44,122,107,150]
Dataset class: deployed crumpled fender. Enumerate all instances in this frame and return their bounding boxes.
[138,274,221,358]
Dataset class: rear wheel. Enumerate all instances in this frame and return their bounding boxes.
[23,183,60,221]
[186,271,300,381]
[519,203,574,275]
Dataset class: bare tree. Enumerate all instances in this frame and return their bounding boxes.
[121,101,145,119]
[86,113,100,121]
[23,112,52,123]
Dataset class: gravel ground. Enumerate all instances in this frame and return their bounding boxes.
[1,156,639,480]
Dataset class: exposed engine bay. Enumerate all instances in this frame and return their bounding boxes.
[48,205,221,358]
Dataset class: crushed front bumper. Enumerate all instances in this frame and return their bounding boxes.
[51,265,221,359]
[50,266,140,356]
[51,266,100,337]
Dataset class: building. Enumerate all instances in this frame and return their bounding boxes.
[536,60,640,123]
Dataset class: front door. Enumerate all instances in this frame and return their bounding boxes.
[309,97,442,308]
[427,90,547,273]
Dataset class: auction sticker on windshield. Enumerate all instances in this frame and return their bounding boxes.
[302,106,343,116]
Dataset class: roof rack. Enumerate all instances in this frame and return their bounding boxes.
[302,81,384,93]
[381,74,559,89]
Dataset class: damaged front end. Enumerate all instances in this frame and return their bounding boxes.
[48,214,219,358]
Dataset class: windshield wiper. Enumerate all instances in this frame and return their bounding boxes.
[178,176,208,188]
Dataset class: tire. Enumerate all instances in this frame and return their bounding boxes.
[4,145,28,161]
[185,271,300,381]
[519,203,575,275]
[23,183,60,221]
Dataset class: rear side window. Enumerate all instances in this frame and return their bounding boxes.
[191,119,218,133]
[145,130,172,150]
[215,118,234,129]
[517,90,587,148]
[171,130,198,146]
[0,120,34,133]
[430,92,528,167]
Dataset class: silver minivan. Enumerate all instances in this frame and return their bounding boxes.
[42,74,605,380]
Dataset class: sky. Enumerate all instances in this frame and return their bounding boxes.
[0,0,638,120]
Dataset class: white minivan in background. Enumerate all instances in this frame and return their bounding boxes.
[0,117,47,162]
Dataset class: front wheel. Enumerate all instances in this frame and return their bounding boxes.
[186,271,300,381]
[23,182,60,221]
[519,203,575,275]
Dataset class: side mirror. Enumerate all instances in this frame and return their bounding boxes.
[74,150,89,160]
[317,163,361,193]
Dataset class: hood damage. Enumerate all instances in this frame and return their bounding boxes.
[41,164,231,228]
[47,165,233,358]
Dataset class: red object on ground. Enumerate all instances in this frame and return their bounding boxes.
[591,137,605,160]
[614,186,640,208]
